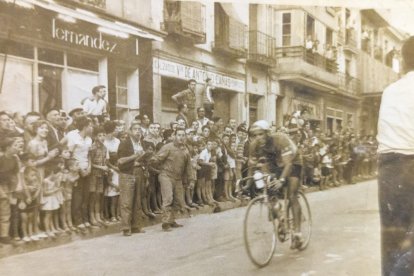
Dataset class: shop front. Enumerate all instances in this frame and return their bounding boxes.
[0,1,159,124]
[153,56,245,126]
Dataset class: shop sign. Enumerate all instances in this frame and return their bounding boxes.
[153,57,245,92]
[52,18,118,53]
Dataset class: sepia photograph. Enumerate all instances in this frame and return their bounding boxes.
[0,0,413,275]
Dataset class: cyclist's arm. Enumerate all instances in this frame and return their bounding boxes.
[275,133,296,181]
[278,152,293,181]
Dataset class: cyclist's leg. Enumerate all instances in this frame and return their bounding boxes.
[288,165,302,233]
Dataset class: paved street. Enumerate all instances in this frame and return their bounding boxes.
[0,180,380,276]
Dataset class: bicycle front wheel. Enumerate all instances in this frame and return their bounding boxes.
[243,195,277,268]
[287,191,312,250]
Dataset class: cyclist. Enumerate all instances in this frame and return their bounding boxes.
[248,120,304,249]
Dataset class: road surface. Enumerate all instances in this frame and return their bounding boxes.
[0,180,380,276]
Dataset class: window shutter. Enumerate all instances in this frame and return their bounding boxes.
[181,2,204,34]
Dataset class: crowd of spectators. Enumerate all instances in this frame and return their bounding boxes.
[0,84,376,244]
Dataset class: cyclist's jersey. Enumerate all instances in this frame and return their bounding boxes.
[249,132,299,173]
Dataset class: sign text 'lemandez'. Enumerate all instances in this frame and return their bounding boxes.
[52,18,118,53]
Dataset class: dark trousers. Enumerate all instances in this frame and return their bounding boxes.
[119,168,145,231]
[378,153,414,276]
[72,175,90,226]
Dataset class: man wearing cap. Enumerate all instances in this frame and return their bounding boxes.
[117,121,147,236]
[377,36,414,276]
[203,78,215,119]
[45,109,64,150]
[172,79,197,124]
[67,107,85,132]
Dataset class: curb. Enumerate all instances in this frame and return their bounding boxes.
[0,178,376,259]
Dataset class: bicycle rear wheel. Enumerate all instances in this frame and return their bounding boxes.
[287,191,312,250]
[243,195,277,267]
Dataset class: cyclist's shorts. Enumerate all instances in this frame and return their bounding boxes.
[270,164,302,179]
[290,164,302,178]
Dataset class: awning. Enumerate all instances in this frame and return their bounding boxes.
[22,0,163,41]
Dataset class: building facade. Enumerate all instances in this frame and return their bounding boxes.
[0,1,407,135]
[0,0,163,126]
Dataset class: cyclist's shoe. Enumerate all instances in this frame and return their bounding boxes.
[291,232,304,250]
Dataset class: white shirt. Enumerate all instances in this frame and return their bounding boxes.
[66,130,92,170]
[227,154,236,169]
[82,98,106,116]
[377,71,414,155]
[196,118,210,134]
[199,148,211,163]
[104,137,120,153]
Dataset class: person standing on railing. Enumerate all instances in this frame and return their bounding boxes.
[172,79,197,124]
[377,36,414,276]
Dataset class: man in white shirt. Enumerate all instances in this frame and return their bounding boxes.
[377,36,414,276]
[66,116,93,230]
[82,85,107,116]
[196,107,209,134]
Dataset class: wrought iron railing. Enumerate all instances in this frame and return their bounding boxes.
[248,30,276,64]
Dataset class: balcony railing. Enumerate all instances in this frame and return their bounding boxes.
[163,1,206,44]
[338,73,361,95]
[213,16,247,58]
[248,30,276,66]
[71,0,106,9]
[275,46,338,73]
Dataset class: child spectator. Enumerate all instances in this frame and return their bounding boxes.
[103,121,121,222]
[320,148,334,190]
[19,166,42,241]
[90,126,110,226]
[198,140,216,206]
[63,158,79,231]
[41,158,65,237]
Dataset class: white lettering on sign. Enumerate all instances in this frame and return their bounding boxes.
[52,18,119,53]
[153,57,245,92]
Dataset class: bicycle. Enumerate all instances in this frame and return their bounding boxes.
[237,168,312,268]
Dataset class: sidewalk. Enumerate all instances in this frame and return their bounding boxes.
[0,177,376,259]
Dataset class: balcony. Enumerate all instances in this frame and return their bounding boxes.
[359,51,399,95]
[343,28,358,54]
[212,3,247,58]
[247,30,276,67]
[338,73,360,96]
[274,46,338,91]
[163,1,206,44]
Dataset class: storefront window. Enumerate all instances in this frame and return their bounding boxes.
[0,39,33,59]
[116,69,128,106]
[38,48,64,65]
[161,77,186,111]
[67,53,99,72]
[38,64,63,115]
